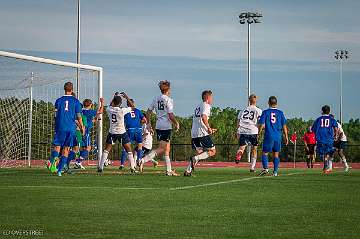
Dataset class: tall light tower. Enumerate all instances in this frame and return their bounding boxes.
[239,12,262,101]
[334,50,350,124]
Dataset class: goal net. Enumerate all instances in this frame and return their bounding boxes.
[0,51,103,168]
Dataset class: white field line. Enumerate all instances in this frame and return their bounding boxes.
[0,185,160,190]
[169,172,301,191]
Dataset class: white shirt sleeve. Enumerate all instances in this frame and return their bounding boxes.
[166,98,174,114]
[202,104,211,117]
[237,110,242,120]
[148,98,156,111]
[122,107,132,115]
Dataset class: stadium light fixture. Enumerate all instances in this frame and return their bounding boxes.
[238,12,263,100]
[334,50,350,124]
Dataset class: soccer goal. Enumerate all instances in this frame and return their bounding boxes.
[0,51,103,167]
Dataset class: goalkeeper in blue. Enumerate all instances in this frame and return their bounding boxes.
[47,82,85,176]
[311,105,338,174]
[257,96,288,177]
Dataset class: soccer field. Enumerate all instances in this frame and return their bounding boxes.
[0,167,359,239]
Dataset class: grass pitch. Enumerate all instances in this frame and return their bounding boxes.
[0,166,359,239]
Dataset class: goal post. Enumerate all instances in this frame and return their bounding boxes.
[0,50,103,167]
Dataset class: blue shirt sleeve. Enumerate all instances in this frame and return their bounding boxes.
[331,118,338,128]
[259,111,266,125]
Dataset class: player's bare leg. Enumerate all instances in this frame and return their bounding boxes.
[98,144,112,172]
[338,149,350,172]
[310,154,315,168]
[184,148,216,176]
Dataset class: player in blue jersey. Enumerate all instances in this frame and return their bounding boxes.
[71,98,104,170]
[258,96,289,177]
[118,99,146,169]
[311,105,338,174]
[48,82,85,176]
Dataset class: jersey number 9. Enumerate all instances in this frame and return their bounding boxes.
[111,114,117,123]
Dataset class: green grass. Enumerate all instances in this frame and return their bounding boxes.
[0,166,359,239]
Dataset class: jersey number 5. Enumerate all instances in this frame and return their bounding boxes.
[271,113,277,123]
[158,101,165,110]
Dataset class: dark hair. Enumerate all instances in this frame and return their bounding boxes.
[83,99,92,107]
[64,82,73,92]
[127,99,134,107]
[202,90,213,101]
[158,80,171,94]
[322,105,331,114]
[268,96,277,106]
[112,95,122,106]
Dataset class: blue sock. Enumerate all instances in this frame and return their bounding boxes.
[137,149,143,163]
[57,156,68,173]
[50,151,59,163]
[120,149,127,165]
[67,151,76,167]
[273,157,280,173]
[80,150,89,161]
[261,155,268,169]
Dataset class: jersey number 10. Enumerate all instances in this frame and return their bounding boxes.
[321,118,330,127]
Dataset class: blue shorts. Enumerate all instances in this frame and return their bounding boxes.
[106,133,130,146]
[262,137,281,153]
[81,132,91,147]
[317,142,334,156]
[128,128,143,144]
[53,131,77,147]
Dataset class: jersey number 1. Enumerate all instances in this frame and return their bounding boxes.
[64,101,69,111]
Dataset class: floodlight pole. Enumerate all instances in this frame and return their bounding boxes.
[247,22,251,100]
[76,0,81,98]
[334,50,349,125]
[28,72,34,168]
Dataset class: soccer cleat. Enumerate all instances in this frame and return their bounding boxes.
[57,171,62,177]
[323,169,332,174]
[130,168,139,174]
[235,150,243,164]
[152,160,159,168]
[166,170,180,176]
[273,171,278,177]
[183,171,192,177]
[97,167,103,173]
[50,157,59,173]
[190,156,195,171]
[119,165,125,170]
[249,169,255,173]
[344,165,350,173]
[258,169,269,176]
[45,160,51,171]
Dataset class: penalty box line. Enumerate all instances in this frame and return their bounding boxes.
[169,172,302,191]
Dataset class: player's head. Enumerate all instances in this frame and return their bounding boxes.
[158,80,171,95]
[127,98,134,107]
[83,99,92,108]
[112,92,122,106]
[321,105,330,115]
[64,82,73,94]
[308,126,312,133]
[268,96,277,107]
[249,94,257,105]
[202,90,213,104]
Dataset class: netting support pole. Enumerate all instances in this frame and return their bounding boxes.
[76,0,81,98]
[27,72,34,167]
[97,69,103,162]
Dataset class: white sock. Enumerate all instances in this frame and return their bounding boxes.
[328,158,333,170]
[143,150,156,162]
[186,161,192,173]
[342,157,349,167]
[194,152,209,163]
[128,152,135,170]
[250,157,256,170]
[99,150,109,169]
[164,155,172,172]
[134,153,138,162]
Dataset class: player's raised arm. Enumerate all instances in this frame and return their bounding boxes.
[96,97,104,115]
[120,92,135,108]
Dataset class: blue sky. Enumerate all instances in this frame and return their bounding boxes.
[0,0,359,120]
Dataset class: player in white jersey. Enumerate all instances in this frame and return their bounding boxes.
[141,124,158,167]
[329,115,350,172]
[235,94,262,172]
[139,80,180,176]
[184,90,217,176]
[98,92,137,173]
